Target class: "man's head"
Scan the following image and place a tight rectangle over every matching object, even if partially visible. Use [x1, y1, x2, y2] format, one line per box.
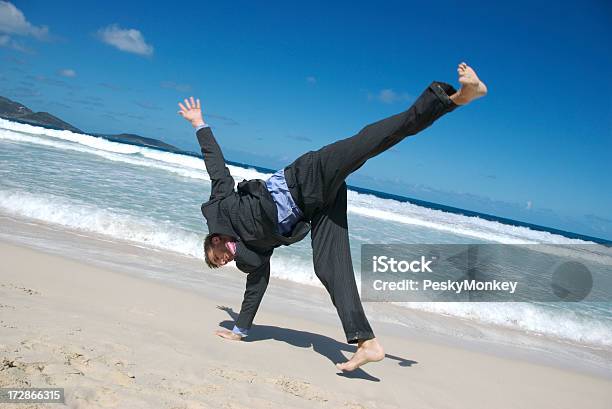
[204, 233, 235, 268]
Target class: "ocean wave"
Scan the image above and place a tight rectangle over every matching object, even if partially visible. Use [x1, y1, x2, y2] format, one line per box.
[347, 190, 590, 245]
[399, 302, 612, 348]
[0, 189, 203, 259]
[0, 119, 591, 246]
[0, 120, 271, 184]
[0, 187, 319, 284]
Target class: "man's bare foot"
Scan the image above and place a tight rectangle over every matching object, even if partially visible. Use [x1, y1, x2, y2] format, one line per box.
[450, 62, 487, 105]
[336, 338, 385, 372]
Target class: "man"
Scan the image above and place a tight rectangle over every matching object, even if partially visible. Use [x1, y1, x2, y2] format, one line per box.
[178, 63, 487, 372]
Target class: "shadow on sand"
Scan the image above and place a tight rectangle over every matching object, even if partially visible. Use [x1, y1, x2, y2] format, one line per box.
[217, 306, 417, 382]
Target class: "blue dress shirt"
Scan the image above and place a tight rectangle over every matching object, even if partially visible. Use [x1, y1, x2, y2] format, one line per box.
[265, 169, 304, 236]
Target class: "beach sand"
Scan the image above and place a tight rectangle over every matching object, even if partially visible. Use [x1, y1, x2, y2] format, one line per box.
[1, 219, 611, 408]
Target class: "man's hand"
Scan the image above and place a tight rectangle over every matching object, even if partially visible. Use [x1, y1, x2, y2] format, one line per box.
[215, 329, 243, 341]
[178, 96, 205, 129]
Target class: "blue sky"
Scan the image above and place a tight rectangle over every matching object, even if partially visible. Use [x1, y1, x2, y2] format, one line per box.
[1, 0, 611, 239]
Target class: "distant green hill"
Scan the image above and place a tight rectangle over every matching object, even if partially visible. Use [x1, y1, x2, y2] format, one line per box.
[92, 133, 184, 153]
[0, 96, 33, 117]
[0, 96, 82, 133]
[0, 95, 181, 152]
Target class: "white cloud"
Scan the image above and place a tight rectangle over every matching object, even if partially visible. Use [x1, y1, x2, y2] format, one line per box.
[97, 24, 153, 57]
[368, 88, 412, 104]
[306, 76, 317, 85]
[59, 68, 76, 78]
[0, 1, 49, 39]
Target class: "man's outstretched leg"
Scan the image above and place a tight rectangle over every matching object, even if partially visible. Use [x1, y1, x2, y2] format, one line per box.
[310, 183, 384, 372]
[285, 63, 487, 218]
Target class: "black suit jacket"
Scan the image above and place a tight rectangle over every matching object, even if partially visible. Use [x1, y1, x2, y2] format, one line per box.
[196, 127, 310, 329]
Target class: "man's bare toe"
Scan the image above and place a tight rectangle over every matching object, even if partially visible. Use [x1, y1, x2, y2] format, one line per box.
[336, 339, 385, 372]
[336, 357, 367, 372]
[452, 63, 487, 105]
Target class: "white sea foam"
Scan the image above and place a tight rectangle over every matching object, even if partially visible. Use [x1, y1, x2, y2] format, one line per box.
[0, 189, 203, 259]
[347, 190, 590, 245]
[399, 302, 612, 348]
[0, 118, 141, 154]
[0, 128, 209, 181]
[0, 120, 271, 185]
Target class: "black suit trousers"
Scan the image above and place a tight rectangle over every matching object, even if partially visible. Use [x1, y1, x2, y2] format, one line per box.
[285, 82, 458, 343]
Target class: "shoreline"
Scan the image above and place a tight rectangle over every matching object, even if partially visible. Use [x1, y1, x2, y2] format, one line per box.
[1, 213, 611, 377]
[1, 216, 611, 408]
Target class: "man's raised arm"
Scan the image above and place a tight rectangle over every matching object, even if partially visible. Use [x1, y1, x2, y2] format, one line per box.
[178, 97, 235, 200]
